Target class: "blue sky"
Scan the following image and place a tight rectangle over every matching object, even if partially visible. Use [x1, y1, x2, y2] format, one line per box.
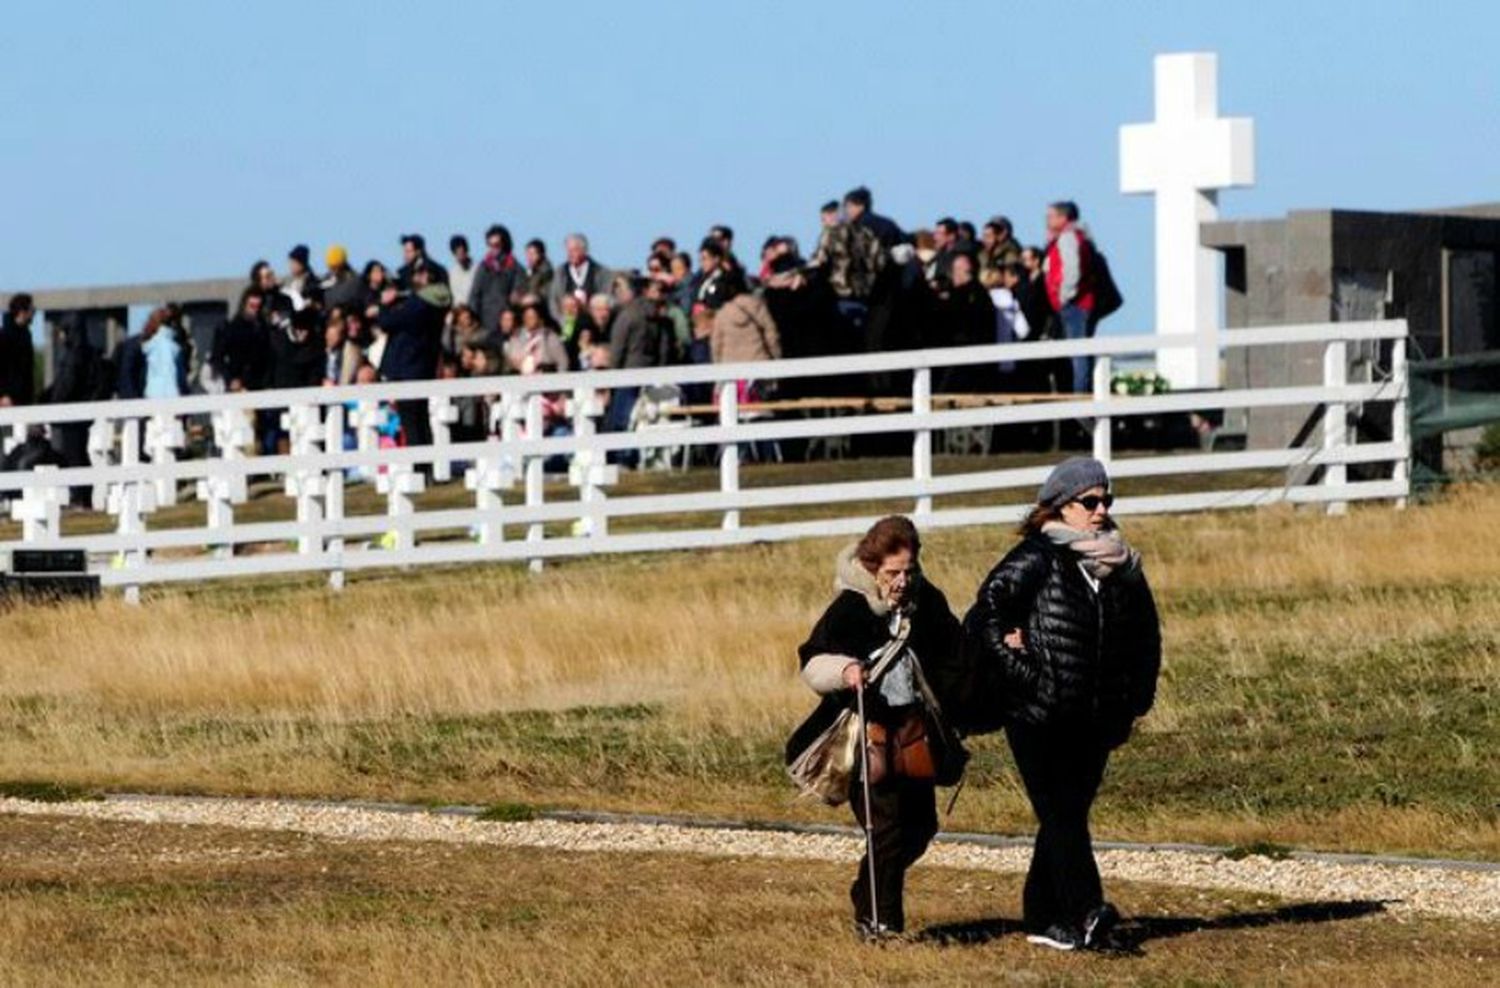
[3, 0, 1498, 336]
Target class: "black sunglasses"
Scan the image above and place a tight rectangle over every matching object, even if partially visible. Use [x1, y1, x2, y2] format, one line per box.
[1072, 493, 1114, 512]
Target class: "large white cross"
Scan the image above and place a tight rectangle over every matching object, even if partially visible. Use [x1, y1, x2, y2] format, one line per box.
[1120, 52, 1254, 390]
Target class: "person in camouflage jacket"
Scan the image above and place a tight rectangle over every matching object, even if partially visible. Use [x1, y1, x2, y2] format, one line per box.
[809, 220, 886, 302]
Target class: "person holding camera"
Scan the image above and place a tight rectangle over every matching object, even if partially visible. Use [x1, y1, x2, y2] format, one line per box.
[964, 457, 1161, 951]
[788, 516, 968, 941]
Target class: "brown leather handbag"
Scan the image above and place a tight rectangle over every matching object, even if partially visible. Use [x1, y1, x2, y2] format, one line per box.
[863, 713, 938, 783]
[891, 713, 937, 780]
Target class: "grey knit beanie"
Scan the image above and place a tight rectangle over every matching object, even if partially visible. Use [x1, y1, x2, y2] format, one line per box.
[1037, 456, 1110, 507]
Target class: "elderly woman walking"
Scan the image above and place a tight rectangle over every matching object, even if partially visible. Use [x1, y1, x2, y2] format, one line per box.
[786, 516, 967, 941]
[965, 457, 1161, 951]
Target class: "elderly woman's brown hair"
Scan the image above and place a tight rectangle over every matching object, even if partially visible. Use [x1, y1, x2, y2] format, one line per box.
[855, 515, 921, 572]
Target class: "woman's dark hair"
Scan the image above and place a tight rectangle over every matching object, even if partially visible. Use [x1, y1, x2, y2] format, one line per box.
[248, 259, 272, 284]
[8, 293, 34, 317]
[485, 224, 513, 254]
[1018, 503, 1061, 535]
[362, 260, 387, 284]
[519, 299, 548, 323]
[525, 237, 546, 256]
[855, 515, 920, 572]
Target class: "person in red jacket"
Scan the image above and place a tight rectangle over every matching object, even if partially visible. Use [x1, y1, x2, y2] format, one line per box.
[1043, 201, 1096, 395]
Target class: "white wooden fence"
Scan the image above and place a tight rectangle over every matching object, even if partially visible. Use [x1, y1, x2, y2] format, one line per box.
[0, 321, 1410, 599]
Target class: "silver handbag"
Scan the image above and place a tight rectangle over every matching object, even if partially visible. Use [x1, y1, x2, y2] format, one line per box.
[785, 619, 911, 806]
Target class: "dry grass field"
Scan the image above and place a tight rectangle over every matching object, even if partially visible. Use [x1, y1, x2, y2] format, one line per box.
[1, 813, 1495, 986]
[2, 476, 1497, 859]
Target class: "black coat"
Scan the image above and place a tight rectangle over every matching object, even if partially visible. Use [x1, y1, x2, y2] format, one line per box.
[859, 211, 908, 249]
[321, 270, 366, 315]
[267, 327, 324, 390]
[211, 316, 270, 391]
[397, 257, 448, 290]
[378, 294, 445, 382]
[785, 558, 965, 765]
[930, 282, 999, 393]
[0, 316, 36, 405]
[963, 531, 1161, 744]
[114, 335, 146, 399]
[48, 331, 104, 404]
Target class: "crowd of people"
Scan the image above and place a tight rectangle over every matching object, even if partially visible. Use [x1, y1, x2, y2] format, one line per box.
[1, 188, 1118, 469]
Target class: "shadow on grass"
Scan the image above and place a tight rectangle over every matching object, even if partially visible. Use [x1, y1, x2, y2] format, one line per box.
[917, 899, 1391, 953]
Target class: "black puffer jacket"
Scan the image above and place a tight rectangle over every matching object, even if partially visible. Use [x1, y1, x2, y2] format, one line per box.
[963, 531, 1160, 744]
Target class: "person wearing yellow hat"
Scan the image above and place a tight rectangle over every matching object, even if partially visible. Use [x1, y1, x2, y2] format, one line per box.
[320, 244, 363, 313]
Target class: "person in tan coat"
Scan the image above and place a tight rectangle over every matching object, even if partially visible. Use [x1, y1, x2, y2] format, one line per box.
[710, 291, 782, 364]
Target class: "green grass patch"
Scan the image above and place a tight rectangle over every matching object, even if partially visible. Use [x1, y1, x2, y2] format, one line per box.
[476, 801, 538, 823]
[0, 779, 101, 803]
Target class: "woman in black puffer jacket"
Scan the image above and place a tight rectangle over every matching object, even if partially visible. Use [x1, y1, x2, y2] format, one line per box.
[964, 456, 1161, 952]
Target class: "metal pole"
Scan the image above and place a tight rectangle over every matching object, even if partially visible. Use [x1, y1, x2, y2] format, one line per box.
[854, 676, 879, 932]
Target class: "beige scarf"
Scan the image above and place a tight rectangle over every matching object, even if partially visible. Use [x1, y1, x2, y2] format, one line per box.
[1041, 521, 1140, 580]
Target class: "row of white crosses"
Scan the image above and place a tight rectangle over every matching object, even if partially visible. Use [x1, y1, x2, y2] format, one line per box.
[270, 387, 619, 575]
[7, 385, 621, 588]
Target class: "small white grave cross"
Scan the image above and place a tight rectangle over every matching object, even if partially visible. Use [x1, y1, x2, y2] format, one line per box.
[10, 469, 64, 541]
[1120, 52, 1254, 390]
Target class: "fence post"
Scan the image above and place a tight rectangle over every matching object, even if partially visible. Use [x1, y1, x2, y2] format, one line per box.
[1092, 356, 1113, 467]
[376, 462, 424, 554]
[466, 396, 519, 548]
[352, 399, 383, 486]
[198, 408, 251, 559]
[1323, 338, 1349, 516]
[324, 402, 346, 590]
[525, 393, 545, 572]
[465, 447, 514, 547]
[283, 403, 324, 555]
[144, 412, 185, 507]
[86, 417, 115, 511]
[568, 386, 616, 538]
[428, 396, 457, 483]
[108, 419, 155, 605]
[1390, 336, 1409, 510]
[718, 381, 740, 531]
[912, 367, 933, 517]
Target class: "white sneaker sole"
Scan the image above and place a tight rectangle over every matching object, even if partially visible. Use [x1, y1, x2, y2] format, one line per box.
[1026, 934, 1078, 951]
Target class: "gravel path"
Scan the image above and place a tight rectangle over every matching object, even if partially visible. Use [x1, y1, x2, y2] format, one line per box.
[4, 794, 1498, 923]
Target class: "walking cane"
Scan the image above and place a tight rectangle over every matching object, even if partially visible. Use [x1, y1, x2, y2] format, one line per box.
[854, 673, 880, 933]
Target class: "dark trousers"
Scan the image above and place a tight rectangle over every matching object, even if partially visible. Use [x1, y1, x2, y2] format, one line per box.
[1005, 722, 1111, 933]
[395, 399, 433, 478]
[255, 408, 283, 457]
[848, 773, 937, 932]
[604, 386, 639, 469]
[396, 399, 432, 448]
[54, 422, 91, 507]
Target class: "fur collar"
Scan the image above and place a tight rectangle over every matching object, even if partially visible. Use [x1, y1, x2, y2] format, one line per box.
[835, 543, 920, 618]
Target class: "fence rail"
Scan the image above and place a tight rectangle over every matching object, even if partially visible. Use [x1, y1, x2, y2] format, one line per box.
[1, 321, 1411, 598]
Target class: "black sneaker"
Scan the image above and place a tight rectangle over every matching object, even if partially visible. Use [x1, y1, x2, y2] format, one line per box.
[1026, 924, 1083, 951]
[1082, 902, 1121, 950]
